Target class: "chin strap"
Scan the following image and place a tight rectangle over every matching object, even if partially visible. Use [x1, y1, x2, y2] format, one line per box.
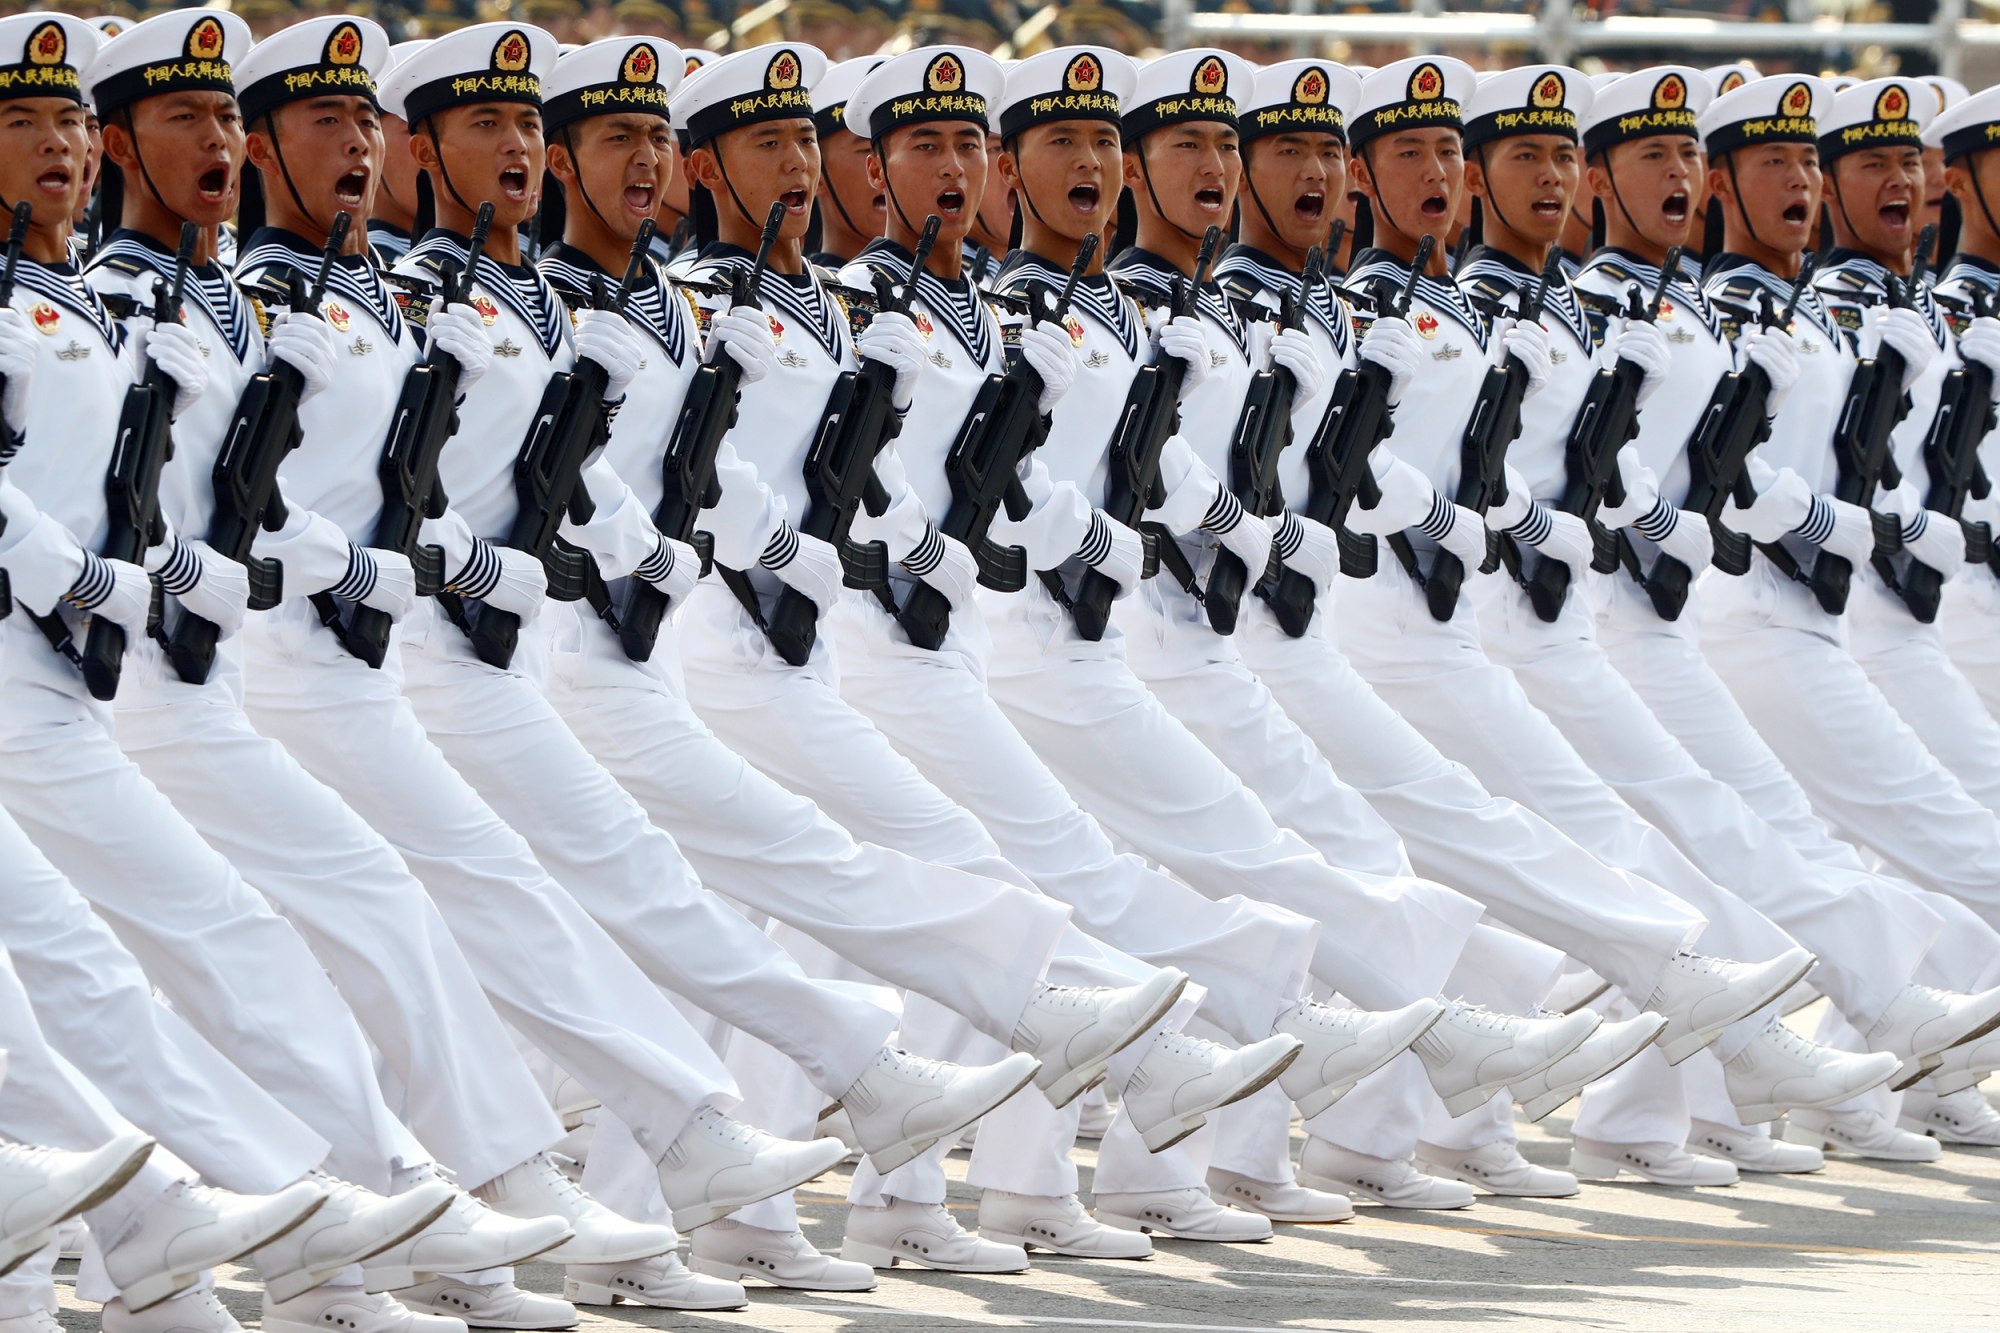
[260, 114, 335, 240]
[1134, 138, 1210, 246]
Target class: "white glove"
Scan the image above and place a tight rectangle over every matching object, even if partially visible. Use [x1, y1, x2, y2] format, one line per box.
[1866, 304, 1939, 391]
[855, 310, 926, 411]
[1654, 508, 1714, 573]
[149, 535, 249, 638]
[1153, 312, 1211, 400]
[1500, 319, 1552, 397]
[903, 527, 979, 612]
[1958, 316, 2000, 403]
[481, 545, 549, 623]
[1484, 463, 1541, 532]
[1594, 447, 1663, 531]
[1079, 512, 1145, 598]
[1019, 320, 1078, 414]
[1521, 508, 1595, 576]
[1435, 502, 1492, 568]
[1205, 487, 1273, 577]
[134, 319, 208, 419]
[66, 555, 152, 642]
[634, 533, 701, 606]
[267, 310, 337, 403]
[709, 306, 777, 384]
[1268, 326, 1328, 406]
[1344, 449, 1441, 536]
[1818, 496, 1879, 570]
[765, 528, 845, 613]
[574, 308, 642, 403]
[1722, 466, 1813, 543]
[1269, 510, 1341, 595]
[1737, 326, 1800, 416]
[0, 307, 37, 434]
[1606, 317, 1671, 406]
[330, 545, 418, 621]
[427, 302, 493, 392]
[1881, 481, 1968, 580]
[1358, 315, 1421, 406]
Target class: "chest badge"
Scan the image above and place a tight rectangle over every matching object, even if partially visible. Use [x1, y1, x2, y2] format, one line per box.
[29, 302, 57, 334]
[472, 295, 501, 326]
[1433, 343, 1462, 361]
[912, 310, 935, 340]
[1065, 315, 1085, 348]
[928, 348, 951, 369]
[1668, 326, 1694, 344]
[1085, 349, 1110, 368]
[494, 338, 522, 357]
[1657, 300, 1676, 321]
[779, 349, 808, 368]
[349, 337, 373, 356]
[1415, 311, 1440, 339]
[767, 314, 785, 344]
[322, 300, 352, 332]
[56, 340, 88, 361]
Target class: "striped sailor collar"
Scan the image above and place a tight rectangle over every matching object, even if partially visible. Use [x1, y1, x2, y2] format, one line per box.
[1578, 244, 1720, 338]
[688, 239, 846, 359]
[537, 240, 686, 365]
[850, 236, 995, 367]
[1454, 242, 1588, 349]
[1107, 245, 1249, 354]
[407, 227, 566, 358]
[14, 253, 122, 351]
[1346, 244, 1486, 345]
[995, 248, 1141, 359]
[1212, 242, 1350, 352]
[90, 227, 253, 361]
[1702, 251, 1841, 343]
[1813, 247, 1948, 345]
[238, 225, 404, 338]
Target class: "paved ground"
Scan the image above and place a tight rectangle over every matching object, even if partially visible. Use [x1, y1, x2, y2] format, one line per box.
[54, 1083, 2000, 1333]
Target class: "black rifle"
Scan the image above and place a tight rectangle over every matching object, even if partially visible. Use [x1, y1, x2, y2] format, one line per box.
[1642, 253, 1821, 620]
[896, 233, 1097, 652]
[0, 202, 30, 624]
[444, 218, 656, 670]
[165, 212, 351, 685]
[1264, 234, 1433, 636]
[1809, 224, 1936, 614]
[51, 222, 196, 700]
[762, 213, 941, 667]
[1422, 246, 1562, 621]
[1203, 243, 1327, 635]
[1069, 225, 1222, 641]
[1901, 286, 1997, 622]
[330, 202, 494, 668]
[1519, 247, 1679, 622]
[617, 202, 786, 663]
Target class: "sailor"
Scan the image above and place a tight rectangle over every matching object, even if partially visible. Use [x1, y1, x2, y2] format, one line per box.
[804, 53, 883, 267]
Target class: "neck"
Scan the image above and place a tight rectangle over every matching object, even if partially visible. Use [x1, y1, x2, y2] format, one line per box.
[561, 187, 638, 277]
[374, 189, 415, 233]
[436, 200, 518, 263]
[1374, 219, 1448, 274]
[655, 202, 685, 239]
[265, 202, 370, 255]
[1132, 214, 1203, 275]
[1723, 222, 1801, 279]
[1959, 218, 2000, 266]
[1601, 217, 1673, 267]
[970, 216, 1007, 253]
[120, 205, 218, 266]
[1016, 218, 1104, 275]
[23, 217, 70, 264]
[884, 219, 960, 279]
[1236, 196, 1312, 273]
[1479, 210, 1553, 271]
[716, 201, 802, 274]
[1830, 224, 1908, 274]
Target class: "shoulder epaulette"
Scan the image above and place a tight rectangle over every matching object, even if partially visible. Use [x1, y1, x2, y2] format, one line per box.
[91, 252, 149, 279]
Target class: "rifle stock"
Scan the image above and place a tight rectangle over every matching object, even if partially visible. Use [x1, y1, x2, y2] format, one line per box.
[1902, 288, 1997, 621]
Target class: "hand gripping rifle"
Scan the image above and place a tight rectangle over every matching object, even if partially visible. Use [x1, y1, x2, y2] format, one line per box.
[1202, 241, 1328, 635]
[616, 202, 785, 664]
[330, 201, 493, 669]
[1422, 245, 1561, 622]
[443, 218, 656, 670]
[762, 213, 941, 667]
[1901, 284, 1997, 622]
[1642, 252, 1820, 621]
[0, 202, 30, 624]
[165, 211, 350, 685]
[895, 233, 1096, 652]
[53, 222, 195, 700]
[1518, 247, 1679, 623]
[1068, 224, 1222, 642]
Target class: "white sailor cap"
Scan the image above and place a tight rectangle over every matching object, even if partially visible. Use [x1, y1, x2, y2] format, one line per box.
[1578, 66, 1705, 159]
[233, 16, 386, 125]
[543, 35, 680, 133]
[1348, 55, 1473, 152]
[810, 54, 881, 136]
[1122, 48, 1255, 140]
[1925, 83, 2000, 161]
[1827, 74, 1860, 95]
[667, 42, 824, 150]
[1236, 58, 1357, 145]
[378, 22, 554, 127]
[1347, 65, 1375, 79]
[1817, 76, 1932, 165]
[83, 8, 246, 118]
[1461, 64, 1587, 151]
[0, 13, 97, 108]
[991, 46, 1134, 142]
[1589, 72, 1621, 92]
[844, 46, 999, 144]
[84, 15, 128, 41]
[385, 40, 430, 78]
[1920, 74, 1969, 120]
[1704, 64, 1758, 98]
[679, 47, 714, 81]
[1698, 74, 1826, 158]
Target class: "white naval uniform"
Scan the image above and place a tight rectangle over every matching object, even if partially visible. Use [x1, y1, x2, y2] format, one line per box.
[0, 251, 423, 1192]
[85, 229, 563, 1191]
[1933, 256, 2000, 720]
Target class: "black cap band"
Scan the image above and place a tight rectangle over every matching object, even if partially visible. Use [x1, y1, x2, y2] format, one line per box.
[1462, 105, 1576, 152]
[1582, 108, 1696, 159]
[545, 79, 668, 133]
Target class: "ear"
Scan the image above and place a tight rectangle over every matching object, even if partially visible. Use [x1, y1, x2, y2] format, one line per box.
[1583, 158, 1610, 203]
[1122, 146, 1144, 191]
[408, 120, 440, 173]
[687, 143, 720, 191]
[1946, 161, 1974, 202]
[546, 137, 576, 187]
[1347, 144, 1377, 200]
[244, 127, 278, 175]
[1462, 153, 1488, 201]
[995, 145, 1020, 192]
[864, 146, 886, 194]
[1705, 161, 1731, 207]
[99, 116, 138, 172]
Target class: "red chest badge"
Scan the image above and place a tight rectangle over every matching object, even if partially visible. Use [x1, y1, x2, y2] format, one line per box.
[1064, 314, 1085, 348]
[29, 302, 57, 334]
[472, 295, 500, 326]
[1414, 311, 1439, 339]
[912, 310, 934, 340]
[322, 300, 352, 332]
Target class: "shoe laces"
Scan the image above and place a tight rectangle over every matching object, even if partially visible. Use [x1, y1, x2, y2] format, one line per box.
[1031, 982, 1107, 1012]
[1758, 1019, 1821, 1060]
[882, 1048, 952, 1084]
[1291, 1001, 1360, 1032]
[1152, 1030, 1228, 1060]
[1674, 951, 1727, 977]
[528, 1153, 591, 1208]
[1445, 1002, 1512, 1034]
[694, 1107, 766, 1150]
[0, 1142, 60, 1168]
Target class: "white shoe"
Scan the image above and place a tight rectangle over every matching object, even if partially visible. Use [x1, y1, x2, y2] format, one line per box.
[549, 1073, 599, 1133]
[656, 1108, 849, 1233]
[1121, 1031, 1300, 1152]
[1415, 1002, 1600, 1116]
[103, 1290, 243, 1333]
[268, 1288, 467, 1333]
[1685, 1120, 1823, 1173]
[842, 1199, 1029, 1272]
[106, 1180, 327, 1312]
[1864, 983, 2000, 1089]
[563, 1254, 747, 1310]
[362, 1180, 573, 1291]
[1570, 1139, 1738, 1186]
[1722, 1020, 1901, 1123]
[1645, 948, 1815, 1065]
[55, 1216, 87, 1260]
[1415, 1141, 1578, 1197]
[1785, 1108, 1942, 1162]
[478, 1153, 674, 1262]
[1900, 1087, 2000, 1146]
[1273, 998, 1442, 1118]
[977, 1191, 1152, 1258]
[840, 1047, 1040, 1173]
[689, 1219, 877, 1291]
[393, 1279, 576, 1330]
[1075, 1089, 1116, 1141]
[815, 1105, 864, 1163]
[0, 1132, 154, 1277]
[1297, 1139, 1474, 1209]
[1545, 968, 1610, 1015]
[1012, 971, 1188, 1108]
[255, 1175, 454, 1302]
[1929, 1029, 2000, 1096]
[1204, 1169, 1353, 1223]
[1094, 1188, 1271, 1242]
[1511, 1013, 1668, 1123]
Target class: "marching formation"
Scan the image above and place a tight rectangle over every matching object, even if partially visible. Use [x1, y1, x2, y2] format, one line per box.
[0, 9, 1993, 1330]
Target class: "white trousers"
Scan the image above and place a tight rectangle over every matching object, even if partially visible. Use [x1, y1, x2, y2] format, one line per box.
[1849, 577, 2000, 818]
[238, 602, 733, 1164]
[1940, 569, 2000, 722]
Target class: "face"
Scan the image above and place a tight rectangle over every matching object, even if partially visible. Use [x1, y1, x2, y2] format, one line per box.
[249, 95, 381, 227]
[1828, 146, 1922, 256]
[869, 119, 987, 245]
[104, 90, 245, 225]
[1709, 141, 1821, 255]
[1352, 126, 1463, 244]
[377, 112, 420, 215]
[972, 129, 1013, 244]
[688, 118, 820, 242]
[1244, 131, 1344, 253]
[1125, 120, 1239, 236]
[1589, 134, 1701, 250]
[1000, 117, 1121, 245]
[0, 97, 87, 230]
[819, 125, 883, 232]
[1946, 152, 2000, 241]
[414, 101, 544, 228]
[554, 111, 671, 241]
[1922, 144, 1947, 232]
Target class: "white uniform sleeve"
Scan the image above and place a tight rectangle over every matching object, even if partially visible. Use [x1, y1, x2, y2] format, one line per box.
[249, 483, 360, 598]
[846, 439, 934, 565]
[702, 436, 791, 572]
[0, 475, 85, 614]
[1148, 433, 1224, 535]
[566, 454, 670, 581]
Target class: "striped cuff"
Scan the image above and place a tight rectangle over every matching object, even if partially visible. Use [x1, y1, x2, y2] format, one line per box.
[1076, 511, 1114, 566]
[330, 544, 380, 602]
[1415, 490, 1457, 541]
[0, 425, 22, 469]
[446, 539, 502, 600]
[1631, 498, 1679, 542]
[1271, 511, 1305, 561]
[1792, 495, 1837, 546]
[901, 523, 946, 577]
[1200, 487, 1246, 535]
[1505, 501, 1554, 548]
[1901, 510, 1930, 544]
[759, 524, 801, 570]
[633, 534, 674, 585]
[155, 537, 202, 597]
[63, 552, 114, 609]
